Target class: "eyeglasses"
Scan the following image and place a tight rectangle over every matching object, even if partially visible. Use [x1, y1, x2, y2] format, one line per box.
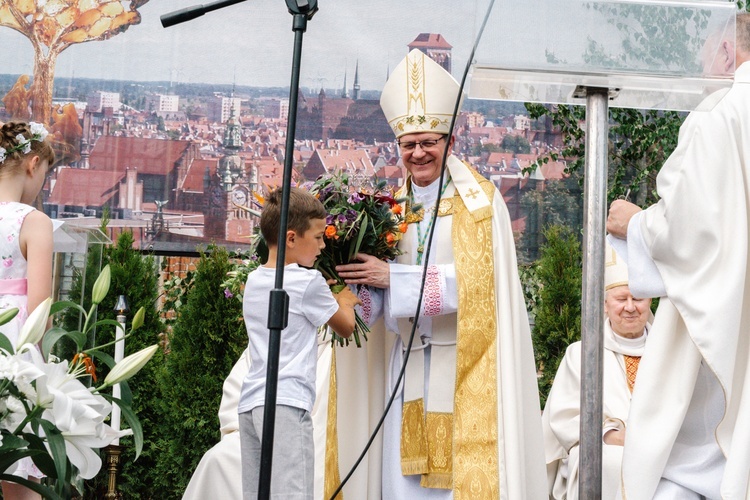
[397, 136, 445, 152]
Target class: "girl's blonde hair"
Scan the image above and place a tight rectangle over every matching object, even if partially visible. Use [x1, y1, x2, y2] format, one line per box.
[0, 121, 55, 174]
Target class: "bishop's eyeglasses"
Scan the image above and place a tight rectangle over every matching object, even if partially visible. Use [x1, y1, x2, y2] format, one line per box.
[397, 136, 446, 152]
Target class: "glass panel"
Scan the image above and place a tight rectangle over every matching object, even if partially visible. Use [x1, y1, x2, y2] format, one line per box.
[470, 0, 737, 110]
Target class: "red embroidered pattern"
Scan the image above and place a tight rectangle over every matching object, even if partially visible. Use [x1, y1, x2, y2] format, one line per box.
[359, 286, 372, 324]
[423, 266, 443, 316]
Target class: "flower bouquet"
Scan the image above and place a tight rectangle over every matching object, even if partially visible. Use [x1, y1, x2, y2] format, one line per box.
[0, 265, 158, 499]
[310, 174, 408, 347]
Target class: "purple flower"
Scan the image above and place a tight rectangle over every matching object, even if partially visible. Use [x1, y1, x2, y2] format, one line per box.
[345, 209, 358, 221]
[348, 192, 364, 204]
[337, 214, 348, 223]
[224, 288, 234, 299]
[326, 214, 335, 225]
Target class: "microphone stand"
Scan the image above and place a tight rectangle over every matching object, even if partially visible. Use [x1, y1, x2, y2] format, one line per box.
[160, 2, 318, 498]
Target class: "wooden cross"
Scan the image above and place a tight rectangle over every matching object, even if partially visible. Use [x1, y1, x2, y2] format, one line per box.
[466, 188, 480, 199]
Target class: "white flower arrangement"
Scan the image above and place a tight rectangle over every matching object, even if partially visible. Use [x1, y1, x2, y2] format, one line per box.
[0, 122, 49, 164]
[0, 266, 158, 499]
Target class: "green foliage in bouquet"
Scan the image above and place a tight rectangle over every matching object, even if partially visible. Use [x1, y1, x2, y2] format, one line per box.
[310, 174, 408, 347]
[532, 225, 582, 407]
[0, 264, 157, 499]
[153, 246, 246, 498]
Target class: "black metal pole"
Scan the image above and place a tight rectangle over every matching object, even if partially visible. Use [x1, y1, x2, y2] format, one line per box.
[159, 1, 317, 497]
[258, 2, 317, 499]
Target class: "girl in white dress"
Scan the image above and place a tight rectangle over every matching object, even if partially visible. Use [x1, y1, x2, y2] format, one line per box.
[0, 121, 55, 499]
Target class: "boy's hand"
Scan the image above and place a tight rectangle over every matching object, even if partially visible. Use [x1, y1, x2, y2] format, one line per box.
[333, 286, 362, 308]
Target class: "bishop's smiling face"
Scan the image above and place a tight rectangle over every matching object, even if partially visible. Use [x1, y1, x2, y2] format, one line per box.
[399, 133, 454, 187]
[605, 285, 651, 339]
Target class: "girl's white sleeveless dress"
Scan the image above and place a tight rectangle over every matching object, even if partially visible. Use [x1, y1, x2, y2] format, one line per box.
[0, 201, 45, 479]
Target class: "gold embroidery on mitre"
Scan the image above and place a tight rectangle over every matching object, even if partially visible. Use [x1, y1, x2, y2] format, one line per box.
[452, 193, 500, 498]
[401, 398, 429, 475]
[420, 412, 453, 489]
[324, 347, 342, 499]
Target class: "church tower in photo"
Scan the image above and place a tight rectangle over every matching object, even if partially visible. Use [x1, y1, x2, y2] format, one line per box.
[408, 33, 453, 74]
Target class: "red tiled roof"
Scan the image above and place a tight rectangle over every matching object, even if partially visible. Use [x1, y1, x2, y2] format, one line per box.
[89, 136, 191, 175]
[182, 159, 218, 192]
[375, 165, 404, 179]
[48, 168, 124, 206]
[409, 33, 452, 49]
[540, 161, 568, 180]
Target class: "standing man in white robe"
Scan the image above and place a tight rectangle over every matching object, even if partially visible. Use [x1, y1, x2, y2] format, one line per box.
[543, 243, 651, 499]
[607, 13, 750, 499]
[336, 49, 546, 499]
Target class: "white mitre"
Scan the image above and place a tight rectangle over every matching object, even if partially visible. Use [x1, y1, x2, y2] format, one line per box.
[605, 240, 628, 290]
[380, 49, 462, 139]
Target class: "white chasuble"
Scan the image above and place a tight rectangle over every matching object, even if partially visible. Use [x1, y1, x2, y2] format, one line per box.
[379, 157, 546, 499]
[618, 63, 750, 500]
[542, 321, 647, 500]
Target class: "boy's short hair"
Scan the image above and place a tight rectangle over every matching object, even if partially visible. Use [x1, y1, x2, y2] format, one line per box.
[260, 187, 327, 245]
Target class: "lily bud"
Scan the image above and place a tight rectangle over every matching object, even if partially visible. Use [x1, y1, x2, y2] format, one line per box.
[91, 265, 111, 305]
[130, 307, 145, 331]
[0, 307, 19, 327]
[102, 345, 158, 387]
[16, 298, 52, 349]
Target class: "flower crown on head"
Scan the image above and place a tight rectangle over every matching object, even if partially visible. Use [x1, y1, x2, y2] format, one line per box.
[0, 122, 49, 164]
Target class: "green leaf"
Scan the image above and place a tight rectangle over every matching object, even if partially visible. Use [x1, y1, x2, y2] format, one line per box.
[0, 331, 14, 354]
[91, 318, 127, 333]
[49, 300, 87, 318]
[0, 473, 62, 500]
[88, 349, 116, 370]
[41, 327, 73, 359]
[351, 213, 368, 259]
[24, 432, 57, 477]
[99, 394, 144, 459]
[39, 419, 68, 486]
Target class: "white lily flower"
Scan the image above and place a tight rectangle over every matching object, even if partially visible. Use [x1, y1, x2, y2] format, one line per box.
[32, 355, 123, 479]
[15, 297, 52, 350]
[102, 345, 158, 388]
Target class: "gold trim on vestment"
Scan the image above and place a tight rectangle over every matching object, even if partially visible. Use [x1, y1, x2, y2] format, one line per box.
[324, 347, 343, 499]
[452, 186, 500, 499]
[401, 398, 429, 475]
[421, 411, 453, 489]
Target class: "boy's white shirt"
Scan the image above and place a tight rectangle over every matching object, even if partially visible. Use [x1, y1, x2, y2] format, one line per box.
[238, 264, 339, 414]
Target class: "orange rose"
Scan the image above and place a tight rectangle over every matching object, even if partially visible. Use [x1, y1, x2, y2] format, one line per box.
[325, 225, 337, 239]
[399, 222, 408, 233]
[386, 233, 396, 246]
[392, 204, 402, 215]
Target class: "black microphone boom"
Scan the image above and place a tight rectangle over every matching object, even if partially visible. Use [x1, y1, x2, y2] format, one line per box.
[162, 1, 318, 499]
[160, 0, 247, 28]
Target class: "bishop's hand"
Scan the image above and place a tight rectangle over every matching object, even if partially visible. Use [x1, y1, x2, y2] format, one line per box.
[336, 253, 390, 288]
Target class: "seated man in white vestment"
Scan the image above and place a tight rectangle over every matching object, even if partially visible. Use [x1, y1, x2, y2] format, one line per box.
[607, 13, 750, 499]
[542, 243, 651, 500]
[182, 350, 248, 500]
[336, 49, 546, 499]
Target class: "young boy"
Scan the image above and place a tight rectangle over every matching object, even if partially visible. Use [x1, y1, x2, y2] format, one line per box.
[238, 187, 360, 499]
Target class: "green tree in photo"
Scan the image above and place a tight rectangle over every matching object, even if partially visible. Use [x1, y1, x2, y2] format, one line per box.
[153, 247, 247, 498]
[533, 225, 582, 407]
